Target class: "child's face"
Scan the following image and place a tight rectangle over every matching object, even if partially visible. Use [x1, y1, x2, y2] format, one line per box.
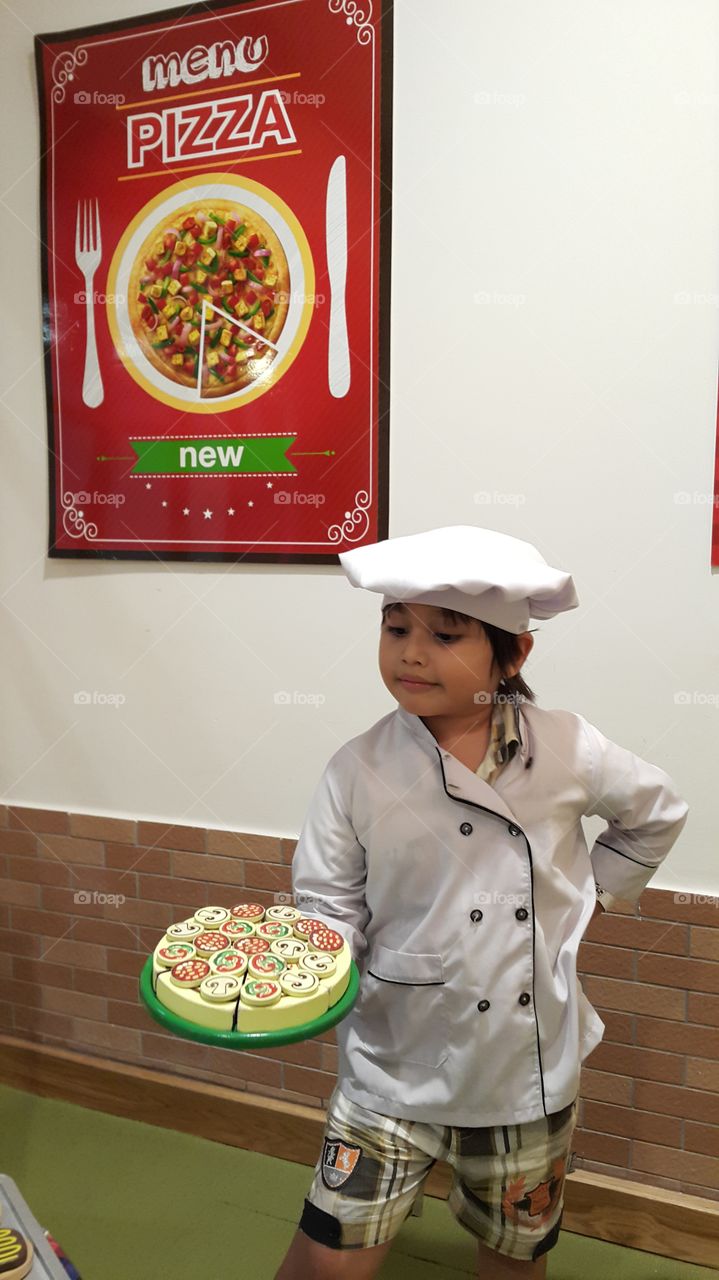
[379, 602, 513, 718]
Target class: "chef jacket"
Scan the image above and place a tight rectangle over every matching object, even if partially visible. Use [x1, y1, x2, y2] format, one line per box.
[291, 700, 689, 1126]
[479, 697, 616, 911]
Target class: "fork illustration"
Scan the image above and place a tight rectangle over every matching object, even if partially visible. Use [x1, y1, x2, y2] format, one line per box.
[75, 198, 104, 408]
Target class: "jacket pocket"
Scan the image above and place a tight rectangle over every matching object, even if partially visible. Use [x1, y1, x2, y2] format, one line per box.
[355, 944, 449, 1069]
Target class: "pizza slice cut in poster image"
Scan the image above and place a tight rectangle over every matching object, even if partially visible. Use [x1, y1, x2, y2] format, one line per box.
[36, 0, 392, 562]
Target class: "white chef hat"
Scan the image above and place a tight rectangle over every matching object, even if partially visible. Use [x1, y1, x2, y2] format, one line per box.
[339, 525, 579, 635]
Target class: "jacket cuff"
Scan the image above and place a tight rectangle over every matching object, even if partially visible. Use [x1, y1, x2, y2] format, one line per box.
[590, 840, 657, 906]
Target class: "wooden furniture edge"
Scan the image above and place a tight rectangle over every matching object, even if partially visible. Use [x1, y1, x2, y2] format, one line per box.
[0, 1035, 716, 1267]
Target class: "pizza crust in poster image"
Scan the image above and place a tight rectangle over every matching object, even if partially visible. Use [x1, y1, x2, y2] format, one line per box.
[106, 174, 315, 414]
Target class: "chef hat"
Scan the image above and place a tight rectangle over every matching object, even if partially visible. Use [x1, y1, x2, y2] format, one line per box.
[338, 525, 579, 635]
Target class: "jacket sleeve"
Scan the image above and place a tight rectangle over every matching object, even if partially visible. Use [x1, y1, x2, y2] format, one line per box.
[579, 717, 689, 906]
[291, 749, 370, 967]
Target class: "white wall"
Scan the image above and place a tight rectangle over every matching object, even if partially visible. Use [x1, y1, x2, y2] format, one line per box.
[1, 1, 717, 897]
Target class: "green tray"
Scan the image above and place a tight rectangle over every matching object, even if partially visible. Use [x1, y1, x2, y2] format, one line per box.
[139, 955, 360, 1050]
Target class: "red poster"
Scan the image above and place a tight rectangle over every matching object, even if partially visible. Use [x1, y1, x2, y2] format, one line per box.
[36, 0, 392, 562]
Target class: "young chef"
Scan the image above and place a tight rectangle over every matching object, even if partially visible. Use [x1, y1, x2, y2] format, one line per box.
[274, 525, 689, 1280]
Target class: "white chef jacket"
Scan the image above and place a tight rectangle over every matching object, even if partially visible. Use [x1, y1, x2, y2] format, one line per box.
[291, 700, 689, 1126]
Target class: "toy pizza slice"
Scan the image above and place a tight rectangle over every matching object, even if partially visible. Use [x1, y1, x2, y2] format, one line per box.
[0, 1227, 33, 1280]
[150, 904, 353, 1036]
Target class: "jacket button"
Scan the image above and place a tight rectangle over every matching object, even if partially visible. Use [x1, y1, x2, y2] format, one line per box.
[477, 999, 491, 1012]
[470, 909, 483, 923]
[518, 992, 531, 1006]
[508, 824, 521, 837]
[460, 822, 473, 836]
[515, 907, 529, 921]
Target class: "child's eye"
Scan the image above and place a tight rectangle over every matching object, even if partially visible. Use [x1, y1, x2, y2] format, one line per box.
[384, 626, 458, 644]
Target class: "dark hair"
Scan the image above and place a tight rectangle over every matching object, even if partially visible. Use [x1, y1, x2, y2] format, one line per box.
[381, 603, 536, 705]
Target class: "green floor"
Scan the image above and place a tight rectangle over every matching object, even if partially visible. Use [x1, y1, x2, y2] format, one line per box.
[0, 1083, 716, 1279]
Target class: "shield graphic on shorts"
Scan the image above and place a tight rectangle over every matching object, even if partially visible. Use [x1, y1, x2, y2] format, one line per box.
[321, 1137, 362, 1189]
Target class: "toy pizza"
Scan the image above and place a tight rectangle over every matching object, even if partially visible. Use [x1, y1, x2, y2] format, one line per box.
[128, 200, 290, 397]
[151, 904, 351, 1033]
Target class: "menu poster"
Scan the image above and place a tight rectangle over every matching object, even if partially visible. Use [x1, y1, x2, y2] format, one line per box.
[36, 0, 392, 563]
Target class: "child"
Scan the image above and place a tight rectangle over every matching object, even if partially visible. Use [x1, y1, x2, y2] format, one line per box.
[274, 525, 689, 1280]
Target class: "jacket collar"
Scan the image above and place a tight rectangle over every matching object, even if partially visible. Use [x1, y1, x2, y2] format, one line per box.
[394, 699, 532, 827]
[395, 698, 532, 767]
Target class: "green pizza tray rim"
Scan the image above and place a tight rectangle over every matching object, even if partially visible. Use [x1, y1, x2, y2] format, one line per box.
[139, 954, 360, 1049]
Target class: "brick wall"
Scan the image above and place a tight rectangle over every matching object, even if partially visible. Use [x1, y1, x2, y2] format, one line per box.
[0, 804, 716, 1201]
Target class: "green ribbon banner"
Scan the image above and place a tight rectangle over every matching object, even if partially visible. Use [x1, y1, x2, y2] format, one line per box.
[130, 436, 297, 475]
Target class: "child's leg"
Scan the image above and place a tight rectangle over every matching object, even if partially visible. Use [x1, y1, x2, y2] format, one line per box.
[448, 1098, 578, 1272]
[276, 1086, 444, 1273]
[274, 1228, 394, 1280]
[476, 1238, 547, 1277]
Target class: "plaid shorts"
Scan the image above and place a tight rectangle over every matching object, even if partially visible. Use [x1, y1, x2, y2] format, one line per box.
[299, 1085, 578, 1262]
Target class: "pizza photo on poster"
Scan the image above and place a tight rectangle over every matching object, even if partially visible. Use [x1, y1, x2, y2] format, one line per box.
[35, 0, 392, 562]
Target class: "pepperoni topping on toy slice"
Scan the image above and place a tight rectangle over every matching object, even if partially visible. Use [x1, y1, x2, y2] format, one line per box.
[170, 958, 211, 987]
[230, 903, 265, 920]
[308, 926, 344, 954]
[235, 936, 270, 956]
[194, 931, 229, 955]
